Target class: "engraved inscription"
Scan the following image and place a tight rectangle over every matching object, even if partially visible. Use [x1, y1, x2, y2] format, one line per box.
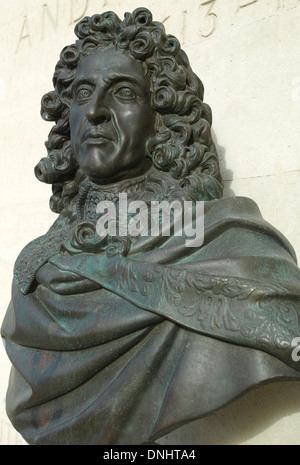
[15, 0, 90, 53]
[13, 0, 300, 52]
[15, 16, 30, 53]
[238, 0, 258, 9]
[162, 15, 171, 24]
[181, 10, 188, 45]
[69, 0, 89, 25]
[199, 0, 218, 38]
[41, 1, 59, 39]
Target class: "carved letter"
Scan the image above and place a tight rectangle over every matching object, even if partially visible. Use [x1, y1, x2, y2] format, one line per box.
[199, 0, 217, 38]
[15, 16, 30, 54]
[238, 0, 258, 9]
[182, 10, 188, 45]
[162, 15, 171, 24]
[69, 0, 89, 25]
[41, 2, 59, 39]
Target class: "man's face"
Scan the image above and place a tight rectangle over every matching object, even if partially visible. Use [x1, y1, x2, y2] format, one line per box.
[69, 46, 156, 184]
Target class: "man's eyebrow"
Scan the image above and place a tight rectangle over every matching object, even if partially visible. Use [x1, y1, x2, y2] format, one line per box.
[71, 78, 94, 91]
[71, 72, 147, 93]
[103, 73, 146, 88]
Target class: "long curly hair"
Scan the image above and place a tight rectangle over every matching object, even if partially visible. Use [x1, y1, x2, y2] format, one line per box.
[35, 7, 223, 213]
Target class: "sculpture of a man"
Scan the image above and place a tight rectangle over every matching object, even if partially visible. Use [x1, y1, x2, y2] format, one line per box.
[2, 8, 300, 445]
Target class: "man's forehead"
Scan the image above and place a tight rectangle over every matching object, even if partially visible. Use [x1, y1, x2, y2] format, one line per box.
[75, 47, 147, 84]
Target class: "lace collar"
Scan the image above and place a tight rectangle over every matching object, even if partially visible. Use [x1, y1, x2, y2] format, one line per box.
[76, 175, 147, 222]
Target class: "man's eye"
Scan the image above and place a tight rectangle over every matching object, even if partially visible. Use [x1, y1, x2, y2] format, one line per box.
[114, 86, 136, 100]
[75, 86, 93, 102]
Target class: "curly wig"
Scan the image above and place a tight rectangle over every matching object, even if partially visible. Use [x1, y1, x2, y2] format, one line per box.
[36, 7, 223, 213]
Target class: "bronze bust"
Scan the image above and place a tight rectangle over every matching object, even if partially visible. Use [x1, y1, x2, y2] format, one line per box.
[2, 8, 300, 445]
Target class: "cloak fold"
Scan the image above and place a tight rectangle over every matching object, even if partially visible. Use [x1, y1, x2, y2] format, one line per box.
[2, 196, 300, 444]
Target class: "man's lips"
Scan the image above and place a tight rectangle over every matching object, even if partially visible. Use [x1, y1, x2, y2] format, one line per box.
[83, 129, 113, 142]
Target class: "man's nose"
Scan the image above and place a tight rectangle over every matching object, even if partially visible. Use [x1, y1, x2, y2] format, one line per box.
[86, 93, 110, 124]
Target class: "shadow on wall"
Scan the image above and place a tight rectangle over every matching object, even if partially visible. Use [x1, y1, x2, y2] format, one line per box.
[157, 380, 300, 445]
[212, 129, 235, 199]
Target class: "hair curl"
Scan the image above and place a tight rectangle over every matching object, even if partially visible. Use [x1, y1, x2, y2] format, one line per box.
[36, 7, 223, 213]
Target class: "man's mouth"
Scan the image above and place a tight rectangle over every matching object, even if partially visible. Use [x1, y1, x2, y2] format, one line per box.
[83, 128, 113, 142]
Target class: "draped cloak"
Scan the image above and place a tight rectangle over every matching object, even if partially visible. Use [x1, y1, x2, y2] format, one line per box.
[2, 177, 300, 445]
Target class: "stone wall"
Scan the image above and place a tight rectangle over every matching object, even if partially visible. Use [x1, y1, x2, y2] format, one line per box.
[0, 0, 299, 445]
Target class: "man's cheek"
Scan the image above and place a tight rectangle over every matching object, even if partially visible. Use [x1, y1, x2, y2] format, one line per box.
[70, 135, 80, 159]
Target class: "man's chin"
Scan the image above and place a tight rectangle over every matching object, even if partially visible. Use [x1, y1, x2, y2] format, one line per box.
[86, 173, 119, 185]
[79, 160, 119, 185]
